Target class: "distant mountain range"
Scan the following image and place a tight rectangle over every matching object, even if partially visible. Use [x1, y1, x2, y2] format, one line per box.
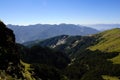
[7, 24, 99, 43]
[86, 24, 120, 31]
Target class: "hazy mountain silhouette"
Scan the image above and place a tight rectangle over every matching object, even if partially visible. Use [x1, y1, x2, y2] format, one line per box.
[86, 24, 120, 31]
[7, 24, 99, 43]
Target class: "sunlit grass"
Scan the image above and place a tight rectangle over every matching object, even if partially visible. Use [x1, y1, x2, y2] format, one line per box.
[110, 53, 120, 64]
[102, 75, 120, 80]
[89, 28, 120, 52]
[20, 60, 35, 80]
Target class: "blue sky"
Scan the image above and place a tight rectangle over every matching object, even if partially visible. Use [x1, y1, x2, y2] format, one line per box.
[0, 0, 120, 25]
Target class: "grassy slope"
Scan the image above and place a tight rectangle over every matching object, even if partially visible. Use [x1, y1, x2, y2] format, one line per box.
[110, 54, 120, 64]
[102, 75, 120, 80]
[89, 28, 120, 52]
[88, 28, 120, 64]
[88, 28, 120, 80]
[89, 28, 120, 63]
[20, 60, 35, 80]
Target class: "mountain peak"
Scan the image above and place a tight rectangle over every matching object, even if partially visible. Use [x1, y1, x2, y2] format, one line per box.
[0, 21, 7, 28]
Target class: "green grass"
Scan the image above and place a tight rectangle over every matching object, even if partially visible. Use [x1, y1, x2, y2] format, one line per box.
[102, 75, 120, 80]
[0, 70, 17, 80]
[110, 53, 120, 64]
[89, 28, 120, 52]
[20, 60, 35, 80]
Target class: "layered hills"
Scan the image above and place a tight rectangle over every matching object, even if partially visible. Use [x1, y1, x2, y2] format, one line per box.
[7, 24, 99, 43]
[25, 28, 120, 55]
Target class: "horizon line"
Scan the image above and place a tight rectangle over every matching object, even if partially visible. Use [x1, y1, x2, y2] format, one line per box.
[6, 23, 120, 26]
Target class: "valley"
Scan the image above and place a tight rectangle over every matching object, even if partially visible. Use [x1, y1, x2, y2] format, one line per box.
[0, 21, 120, 80]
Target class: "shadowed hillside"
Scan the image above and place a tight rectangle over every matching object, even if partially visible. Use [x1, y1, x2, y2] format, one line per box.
[0, 21, 22, 79]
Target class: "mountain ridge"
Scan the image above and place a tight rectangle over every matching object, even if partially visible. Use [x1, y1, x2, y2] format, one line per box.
[7, 24, 99, 43]
[24, 28, 120, 58]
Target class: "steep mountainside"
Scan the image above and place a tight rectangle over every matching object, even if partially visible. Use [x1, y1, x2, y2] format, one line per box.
[24, 35, 96, 58]
[0, 21, 22, 79]
[8, 24, 99, 43]
[25, 28, 120, 58]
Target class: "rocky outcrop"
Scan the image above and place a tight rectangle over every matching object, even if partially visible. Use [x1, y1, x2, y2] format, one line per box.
[0, 21, 22, 79]
[0, 21, 15, 46]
